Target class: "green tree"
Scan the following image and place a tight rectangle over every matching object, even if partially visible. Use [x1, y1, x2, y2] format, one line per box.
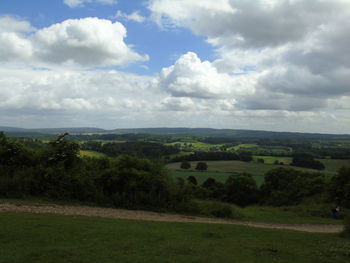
[224, 173, 259, 207]
[187, 176, 197, 185]
[329, 166, 350, 208]
[195, 162, 208, 171]
[180, 161, 191, 169]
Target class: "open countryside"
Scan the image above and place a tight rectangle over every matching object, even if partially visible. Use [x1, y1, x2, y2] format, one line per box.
[2, 0, 350, 262]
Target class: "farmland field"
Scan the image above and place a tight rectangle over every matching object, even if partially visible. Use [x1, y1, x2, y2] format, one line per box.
[167, 158, 350, 186]
[170, 170, 264, 187]
[0, 212, 349, 263]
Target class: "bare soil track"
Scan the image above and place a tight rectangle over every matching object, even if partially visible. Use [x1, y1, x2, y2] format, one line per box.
[0, 203, 343, 233]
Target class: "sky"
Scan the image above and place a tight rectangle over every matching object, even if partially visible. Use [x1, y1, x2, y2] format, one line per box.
[0, 0, 350, 133]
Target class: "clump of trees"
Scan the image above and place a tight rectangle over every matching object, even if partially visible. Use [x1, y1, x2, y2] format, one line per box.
[260, 168, 326, 206]
[180, 161, 191, 169]
[328, 166, 350, 208]
[195, 162, 208, 171]
[291, 153, 325, 170]
[0, 133, 188, 211]
[82, 141, 179, 159]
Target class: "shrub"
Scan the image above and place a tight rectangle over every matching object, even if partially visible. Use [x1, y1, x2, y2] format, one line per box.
[180, 161, 191, 169]
[341, 217, 350, 238]
[190, 200, 244, 220]
[195, 162, 208, 171]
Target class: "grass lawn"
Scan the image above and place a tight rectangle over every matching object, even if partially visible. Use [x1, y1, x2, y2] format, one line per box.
[237, 205, 347, 225]
[0, 212, 349, 263]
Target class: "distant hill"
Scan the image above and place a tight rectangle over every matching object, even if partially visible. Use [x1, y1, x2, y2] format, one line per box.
[1, 126, 350, 140]
[0, 126, 106, 136]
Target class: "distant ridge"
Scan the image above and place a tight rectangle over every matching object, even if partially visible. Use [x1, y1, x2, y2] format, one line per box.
[0, 126, 106, 135]
[1, 126, 350, 139]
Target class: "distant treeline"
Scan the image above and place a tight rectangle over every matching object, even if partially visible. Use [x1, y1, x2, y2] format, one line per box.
[81, 141, 179, 159]
[171, 151, 253, 162]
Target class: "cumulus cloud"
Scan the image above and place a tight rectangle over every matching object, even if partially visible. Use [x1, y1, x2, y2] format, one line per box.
[149, 0, 350, 114]
[0, 15, 35, 33]
[157, 52, 255, 99]
[0, 67, 153, 112]
[0, 16, 34, 62]
[33, 17, 148, 66]
[64, 0, 117, 8]
[0, 17, 148, 67]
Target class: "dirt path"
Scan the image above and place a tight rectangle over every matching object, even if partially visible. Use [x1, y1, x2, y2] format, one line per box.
[0, 203, 344, 233]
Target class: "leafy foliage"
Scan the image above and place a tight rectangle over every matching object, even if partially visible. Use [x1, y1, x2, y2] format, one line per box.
[224, 173, 259, 207]
[291, 153, 325, 170]
[261, 168, 326, 206]
[180, 161, 191, 169]
[329, 166, 350, 208]
[195, 162, 208, 171]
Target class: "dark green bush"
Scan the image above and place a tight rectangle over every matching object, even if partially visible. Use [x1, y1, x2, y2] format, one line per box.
[341, 217, 350, 238]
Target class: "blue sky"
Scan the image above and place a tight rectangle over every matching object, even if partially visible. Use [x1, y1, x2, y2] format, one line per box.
[0, 0, 350, 133]
[1, 0, 214, 74]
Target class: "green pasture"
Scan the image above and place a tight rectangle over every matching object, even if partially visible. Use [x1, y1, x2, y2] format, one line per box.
[0, 212, 349, 263]
[167, 158, 350, 187]
[166, 141, 225, 151]
[316, 159, 350, 173]
[253, 155, 293, 164]
[170, 170, 231, 184]
[170, 170, 264, 187]
[228, 143, 258, 151]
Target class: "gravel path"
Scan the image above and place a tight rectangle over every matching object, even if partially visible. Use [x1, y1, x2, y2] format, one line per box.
[0, 203, 344, 233]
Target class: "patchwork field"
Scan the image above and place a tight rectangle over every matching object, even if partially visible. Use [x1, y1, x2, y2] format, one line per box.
[0, 212, 349, 263]
[167, 158, 350, 186]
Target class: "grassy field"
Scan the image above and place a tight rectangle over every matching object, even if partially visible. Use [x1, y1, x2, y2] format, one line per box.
[167, 159, 349, 184]
[236, 204, 347, 224]
[170, 170, 264, 187]
[253, 155, 293, 164]
[0, 212, 349, 263]
[166, 141, 225, 151]
[229, 143, 258, 151]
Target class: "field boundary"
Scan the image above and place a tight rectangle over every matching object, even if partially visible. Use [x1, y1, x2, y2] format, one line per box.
[0, 203, 343, 233]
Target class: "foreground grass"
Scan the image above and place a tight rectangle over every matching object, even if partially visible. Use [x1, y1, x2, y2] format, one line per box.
[0, 212, 349, 263]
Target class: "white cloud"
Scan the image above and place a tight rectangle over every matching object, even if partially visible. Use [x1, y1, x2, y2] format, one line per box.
[33, 17, 148, 66]
[0, 15, 35, 33]
[157, 52, 255, 99]
[64, 0, 117, 8]
[114, 10, 146, 23]
[0, 32, 33, 61]
[0, 17, 148, 67]
[149, 0, 350, 114]
[0, 67, 154, 112]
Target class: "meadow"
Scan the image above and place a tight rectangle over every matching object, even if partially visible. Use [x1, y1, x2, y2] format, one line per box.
[0, 212, 349, 263]
[167, 158, 350, 187]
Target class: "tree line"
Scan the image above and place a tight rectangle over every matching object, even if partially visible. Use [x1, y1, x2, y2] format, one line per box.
[0, 132, 349, 216]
